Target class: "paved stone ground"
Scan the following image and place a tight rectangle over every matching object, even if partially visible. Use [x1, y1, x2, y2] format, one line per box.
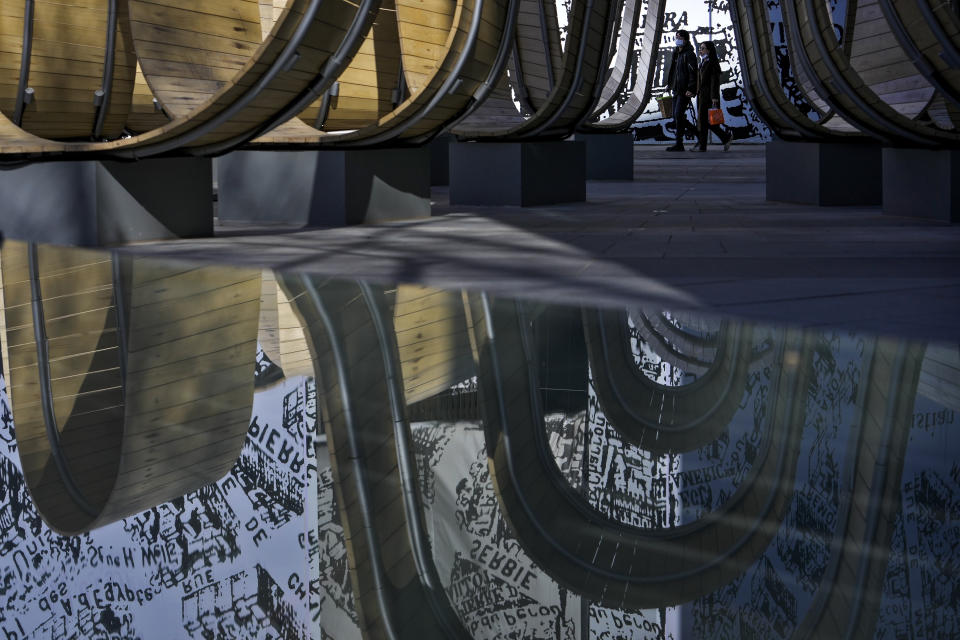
[125, 145, 960, 342]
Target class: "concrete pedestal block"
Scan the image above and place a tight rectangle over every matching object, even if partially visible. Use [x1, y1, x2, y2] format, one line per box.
[883, 148, 959, 223]
[430, 134, 453, 186]
[449, 140, 586, 206]
[575, 132, 634, 180]
[0, 158, 212, 246]
[766, 140, 881, 205]
[217, 148, 430, 227]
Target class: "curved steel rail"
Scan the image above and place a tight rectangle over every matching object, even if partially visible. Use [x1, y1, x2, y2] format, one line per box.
[26, 243, 99, 518]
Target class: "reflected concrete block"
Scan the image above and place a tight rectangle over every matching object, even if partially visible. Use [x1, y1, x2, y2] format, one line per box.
[0, 158, 213, 246]
[430, 134, 453, 186]
[217, 148, 431, 227]
[575, 132, 634, 180]
[449, 141, 586, 206]
[882, 148, 959, 223]
[766, 140, 881, 206]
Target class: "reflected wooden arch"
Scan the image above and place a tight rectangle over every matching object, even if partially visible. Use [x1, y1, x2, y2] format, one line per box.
[788, 338, 926, 640]
[584, 308, 756, 453]
[465, 292, 812, 609]
[0, 242, 260, 534]
[278, 274, 471, 640]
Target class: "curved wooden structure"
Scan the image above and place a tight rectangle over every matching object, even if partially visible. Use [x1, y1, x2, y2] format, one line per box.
[0, 0, 377, 160]
[793, 0, 958, 146]
[454, 0, 620, 139]
[733, 0, 960, 147]
[1, 0, 959, 159]
[0, 241, 260, 534]
[465, 292, 812, 609]
[729, 0, 860, 140]
[0, 0, 138, 140]
[878, 0, 960, 114]
[583, 0, 666, 131]
[249, 0, 516, 148]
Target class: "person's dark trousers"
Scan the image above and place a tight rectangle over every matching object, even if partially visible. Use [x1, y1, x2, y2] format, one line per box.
[696, 101, 731, 150]
[672, 94, 692, 148]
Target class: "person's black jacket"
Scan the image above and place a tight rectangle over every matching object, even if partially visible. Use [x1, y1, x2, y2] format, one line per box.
[698, 57, 722, 104]
[667, 43, 698, 96]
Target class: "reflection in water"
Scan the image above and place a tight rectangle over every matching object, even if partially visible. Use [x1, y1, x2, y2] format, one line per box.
[0, 240, 956, 638]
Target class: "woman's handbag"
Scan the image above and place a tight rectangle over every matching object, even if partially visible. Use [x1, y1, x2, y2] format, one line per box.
[657, 95, 674, 118]
[708, 107, 725, 126]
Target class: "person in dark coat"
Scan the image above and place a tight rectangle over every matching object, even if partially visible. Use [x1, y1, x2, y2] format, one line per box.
[665, 30, 698, 151]
[693, 41, 732, 152]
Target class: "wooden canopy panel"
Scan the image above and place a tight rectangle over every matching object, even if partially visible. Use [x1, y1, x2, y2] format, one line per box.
[253, 0, 402, 132]
[0, 0, 373, 159]
[253, 0, 512, 146]
[128, 0, 265, 118]
[0, 241, 260, 534]
[847, 0, 936, 121]
[0, 0, 137, 140]
[306, 0, 402, 131]
[877, 0, 960, 120]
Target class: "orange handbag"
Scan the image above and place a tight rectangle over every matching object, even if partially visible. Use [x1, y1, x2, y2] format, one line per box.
[708, 108, 725, 126]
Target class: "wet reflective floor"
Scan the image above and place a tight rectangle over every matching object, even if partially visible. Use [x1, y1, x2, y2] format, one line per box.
[0, 240, 956, 639]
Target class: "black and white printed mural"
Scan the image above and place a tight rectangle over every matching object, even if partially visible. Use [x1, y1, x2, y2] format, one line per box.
[626, 0, 850, 143]
[0, 359, 322, 640]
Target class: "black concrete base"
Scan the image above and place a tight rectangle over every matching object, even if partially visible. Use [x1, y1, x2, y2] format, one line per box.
[430, 134, 453, 186]
[575, 132, 634, 180]
[766, 140, 881, 206]
[883, 148, 958, 223]
[0, 158, 212, 246]
[217, 148, 430, 227]
[449, 141, 586, 206]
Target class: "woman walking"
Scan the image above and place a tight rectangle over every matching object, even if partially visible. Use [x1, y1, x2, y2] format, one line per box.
[693, 41, 732, 152]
